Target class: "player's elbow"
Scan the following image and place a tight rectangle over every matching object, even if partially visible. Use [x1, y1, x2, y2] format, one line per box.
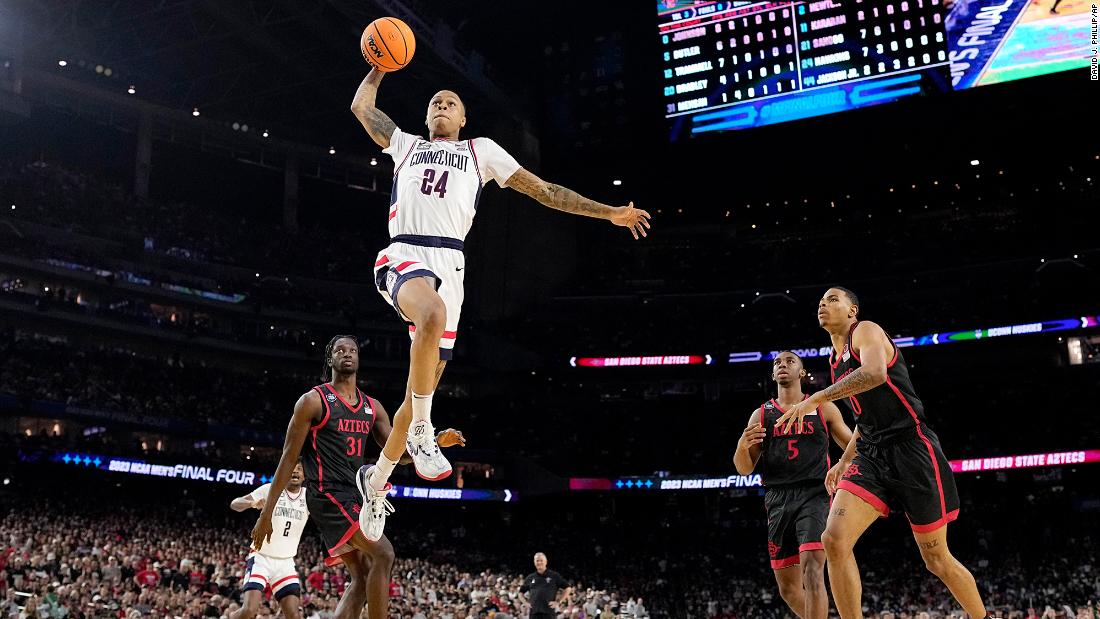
[732, 455, 752, 476]
[865, 365, 888, 385]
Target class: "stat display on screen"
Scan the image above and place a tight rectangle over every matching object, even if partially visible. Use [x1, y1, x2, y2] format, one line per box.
[660, 1, 950, 139]
[659, 0, 1090, 139]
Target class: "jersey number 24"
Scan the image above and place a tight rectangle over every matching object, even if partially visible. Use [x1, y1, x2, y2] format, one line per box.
[420, 169, 449, 198]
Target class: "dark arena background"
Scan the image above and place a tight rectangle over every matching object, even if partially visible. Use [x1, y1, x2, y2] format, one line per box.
[1, 1, 1098, 619]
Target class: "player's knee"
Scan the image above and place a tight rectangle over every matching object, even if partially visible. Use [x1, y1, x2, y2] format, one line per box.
[776, 577, 800, 602]
[415, 298, 447, 336]
[821, 527, 852, 556]
[921, 550, 951, 578]
[801, 556, 825, 587]
[375, 543, 395, 569]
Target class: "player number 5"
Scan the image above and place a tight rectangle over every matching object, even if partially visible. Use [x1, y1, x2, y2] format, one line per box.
[787, 439, 799, 460]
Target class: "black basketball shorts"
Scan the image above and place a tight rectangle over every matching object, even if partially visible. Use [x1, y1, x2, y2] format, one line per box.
[837, 425, 960, 533]
[306, 485, 364, 566]
[764, 482, 829, 569]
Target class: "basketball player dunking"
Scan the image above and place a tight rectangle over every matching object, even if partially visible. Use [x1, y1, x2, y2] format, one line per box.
[229, 461, 309, 619]
[251, 335, 465, 619]
[349, 67, 651, 541]
[734, 351, 852, 619]
[775, 288, 992, 619]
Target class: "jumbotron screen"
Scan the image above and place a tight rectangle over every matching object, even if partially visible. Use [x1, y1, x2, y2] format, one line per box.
[659, 0, 1091, 139]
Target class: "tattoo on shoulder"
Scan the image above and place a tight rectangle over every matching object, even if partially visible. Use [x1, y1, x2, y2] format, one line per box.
[364, 108, 396, 145]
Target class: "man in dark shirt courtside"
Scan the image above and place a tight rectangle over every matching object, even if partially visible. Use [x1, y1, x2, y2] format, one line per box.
[520, 553, 569, 619]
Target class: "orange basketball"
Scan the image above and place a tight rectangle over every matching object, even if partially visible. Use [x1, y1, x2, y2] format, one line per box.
[361, 17, 416, 72]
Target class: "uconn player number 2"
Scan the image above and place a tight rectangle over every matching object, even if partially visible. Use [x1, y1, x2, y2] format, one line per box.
[420, 169, 449, 198]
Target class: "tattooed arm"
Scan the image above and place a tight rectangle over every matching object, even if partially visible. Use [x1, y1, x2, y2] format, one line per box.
[818, 321, 892, 402]
[504, 168, 652, 240]
[775, 321, 892, 433]
[350, 68, 397, 149]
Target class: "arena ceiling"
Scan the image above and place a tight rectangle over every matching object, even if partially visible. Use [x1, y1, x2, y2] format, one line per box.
[7, 0, 535, 150]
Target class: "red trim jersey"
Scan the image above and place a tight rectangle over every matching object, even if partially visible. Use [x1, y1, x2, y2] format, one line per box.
[300, 383, 376, 493]
[829, 321, 927, 444]
[383, 127, 521, 241]
[758, 397, 831, 486]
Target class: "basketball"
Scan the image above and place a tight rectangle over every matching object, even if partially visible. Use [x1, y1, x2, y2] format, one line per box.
[360, 17, 415, 72]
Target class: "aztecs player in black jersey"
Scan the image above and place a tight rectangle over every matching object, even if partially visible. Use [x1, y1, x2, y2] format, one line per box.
[775, 288, 991, 619]
[734, 351, 852, 619]
[251, 335, 466, 619]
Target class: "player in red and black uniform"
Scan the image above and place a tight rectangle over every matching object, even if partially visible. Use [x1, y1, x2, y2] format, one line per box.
[734, 351, 852, 619]
[251, 335, 465, 619]
[776, 288, 991, 619]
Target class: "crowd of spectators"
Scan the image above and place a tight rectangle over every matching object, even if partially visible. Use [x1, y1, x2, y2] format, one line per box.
[0, 493, 637, 619]
[0, 464, 1096, 619]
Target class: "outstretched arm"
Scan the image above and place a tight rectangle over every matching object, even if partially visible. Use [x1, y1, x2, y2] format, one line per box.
[251, 391, 319, 550]
[815, 321, 891, 403]
[230, 492, 264, 512]
[504, 168, 651, 240]
[775, 322, 893, 432]
[350, 68, 398, 149]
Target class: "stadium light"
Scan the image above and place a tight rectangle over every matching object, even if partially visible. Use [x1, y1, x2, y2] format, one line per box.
[970, 159, 979, 166]
[58, 60, 68, 67]
[95, 64, 103, 74]
[104, 67, 112, 77]
[262, 130, 269, 138]
[127, 85, 135, 95]
[612, 179, 622, 186]
[192, 108, 200, 117]
[370, 158, 378, 166]
[231, 122, 240, 131]
[328, 147, 336, 155]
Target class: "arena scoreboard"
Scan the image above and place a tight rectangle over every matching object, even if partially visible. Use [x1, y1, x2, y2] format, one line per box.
[660, 0, 951, 138]
[660, 0, 1092, 139]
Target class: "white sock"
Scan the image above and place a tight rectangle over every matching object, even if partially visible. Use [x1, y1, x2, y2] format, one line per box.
[411, 391, 434, 425]
[369, 453, 399, 492]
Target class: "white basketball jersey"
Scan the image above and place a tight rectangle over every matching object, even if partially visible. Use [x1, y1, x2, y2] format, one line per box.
[383, 127, 521, 241]
[249, 484, 309, 559]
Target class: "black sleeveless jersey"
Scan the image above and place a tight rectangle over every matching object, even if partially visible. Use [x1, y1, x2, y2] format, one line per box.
[300, 383, 376, 493]
[829, 321, 927, 445]
[758, 397, 831, 486]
